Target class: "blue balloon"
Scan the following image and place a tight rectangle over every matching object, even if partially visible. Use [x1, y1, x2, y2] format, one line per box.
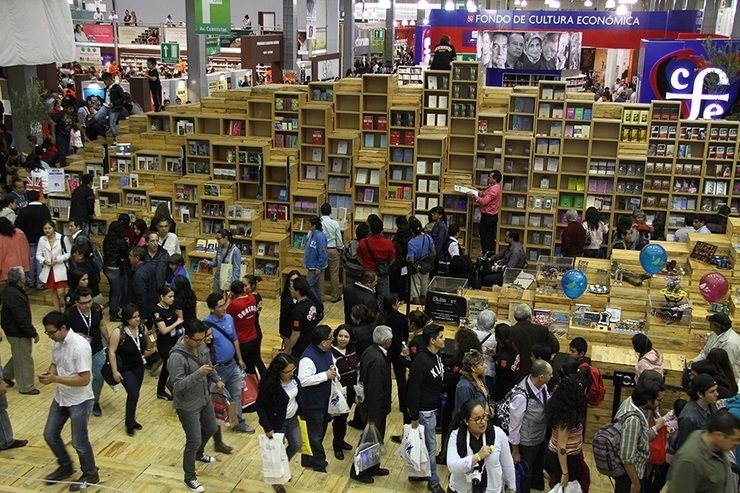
[561, 269, 588, 300]
[639, 244, 668, 275]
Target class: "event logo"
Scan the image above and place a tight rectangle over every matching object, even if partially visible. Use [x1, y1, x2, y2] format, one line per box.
[649, 48, 739, 120]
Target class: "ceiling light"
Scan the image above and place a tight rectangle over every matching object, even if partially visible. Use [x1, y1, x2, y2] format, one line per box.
[605, 0, 615, 7]
[514, 0, 521, 4]
[550, 0, 560, 7]
[521, 0, 527, 5]
[378, 0, 391, 8]
[584, 0, 592, 5]
[444, 0, 455, 10]
[466, 0, 477, 11]
[616, 4, 629, 13]
[423, 17, 429, 25]
[417, 0, 429, 8]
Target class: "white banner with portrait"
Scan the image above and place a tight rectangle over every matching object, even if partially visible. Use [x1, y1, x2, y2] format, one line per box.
[476, 31, 582, 70]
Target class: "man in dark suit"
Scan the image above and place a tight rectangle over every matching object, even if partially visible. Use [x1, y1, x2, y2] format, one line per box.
[511, 303, 560, 380]
[350, 325, 392, 484]
[343, 270, 378, 324]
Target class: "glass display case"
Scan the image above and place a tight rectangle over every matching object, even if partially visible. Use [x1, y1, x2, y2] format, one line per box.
[427, 276, 469, 297]
[503, 268, 537, 289]
[536, 256, 574, 288]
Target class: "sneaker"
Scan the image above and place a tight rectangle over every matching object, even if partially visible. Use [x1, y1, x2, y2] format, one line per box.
[92, 403, 102, 417]
[390, 435, 402, 444]
[197, 455, 216, 463]
[233, 423, 255, 434]
[184, 479, 205, 492]
[69, 471, 99, 491]
[44, 464, 75, 484]
[272, 485, 287, 493]
[157, 393, 173, 401]
[110, 313, 122, 322]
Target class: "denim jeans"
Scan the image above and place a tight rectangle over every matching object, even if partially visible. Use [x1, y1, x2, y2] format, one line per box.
[0, 361, 14, 449]
[376, 275, 390, 308]
[176, 404, 218, 481]
[94, 106, 120, 137]
[43, 399, 97, 476]
[418, 410, 440, 485]
[103, 267, 127, 315]
[91, 349, 105, 404]
[306, 269, 323, 304]
[120, 367, 144, 427]
[301, 407, 330, 469]
[26, 243, 42, 288]
[278, 414, 302, 460]
[216, 360, 245, 429]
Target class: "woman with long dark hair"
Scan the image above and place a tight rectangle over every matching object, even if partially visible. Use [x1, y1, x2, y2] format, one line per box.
[132, 219, 148, 247]
[203, 228, 240, 295]
[37, 220, 71, 312]
[707, 348, 738, 396]
[492, 323, 520, 401]
[408, 309, 431, 356]
[279, 270, 302, 340]
[228, 278, 266, 377]
[545, 374, 590, 492]
[255, 353, 302, 493]
[108, 303, 154, 435]
[152, 285, 183, 401]
[172, 274, 197, 326]
[582, 206, 610, 258]
[63, 269, 91, 310]
[632, 333, 663, 382]
[102, 220, 129, 321]
[349, 303, 377, 356]
[330, 324, 357, 460]
[446, 399, 515, 493]
[429, 206, 448, 260]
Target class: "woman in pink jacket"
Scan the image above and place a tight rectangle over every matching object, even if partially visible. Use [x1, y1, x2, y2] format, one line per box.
[633, 333, 664, 382]
[0, 217, 29, 281]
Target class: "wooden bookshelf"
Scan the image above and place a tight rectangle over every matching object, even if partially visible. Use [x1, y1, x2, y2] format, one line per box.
[299, 104, 332, 183]
[422, 70, 451, 129]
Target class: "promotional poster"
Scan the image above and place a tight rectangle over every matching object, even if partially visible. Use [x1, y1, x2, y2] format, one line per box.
[476, 31, 582, 70]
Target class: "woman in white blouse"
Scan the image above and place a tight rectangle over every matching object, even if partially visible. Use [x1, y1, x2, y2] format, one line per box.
[36, 220, 71, 312]
[582, 206, 610, 258]
[447, 400, 516, 493]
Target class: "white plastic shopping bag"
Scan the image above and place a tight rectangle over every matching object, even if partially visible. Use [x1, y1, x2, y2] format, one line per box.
[259, 433, 291, 485]
[395, 424, 430, 478]
[328, 379, 350, 416]
[354, 424, 383, 475]
[548, 480, 583, 493]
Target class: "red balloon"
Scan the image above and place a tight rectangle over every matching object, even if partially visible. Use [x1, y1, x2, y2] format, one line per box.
[699, 271, 730, 303]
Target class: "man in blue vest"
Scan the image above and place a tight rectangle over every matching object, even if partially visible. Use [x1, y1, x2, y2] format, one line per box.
[298, 325, 337, 472]
[203, 293, 253, 434]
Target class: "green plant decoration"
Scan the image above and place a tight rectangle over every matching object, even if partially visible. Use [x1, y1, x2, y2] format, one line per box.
[8, 81, 49, 146]
[701, 37, 740, 94]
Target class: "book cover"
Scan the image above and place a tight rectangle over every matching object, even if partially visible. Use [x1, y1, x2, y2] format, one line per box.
[206, 239, 218, 253]
[389, 130, 401, 146]
[364, 133, 375, 147]
[312, 148, 323, 162]
[362, 116, 374, 130]
[404, 131, 415, 146]
[574, 107, 584, 120]
[337, 140, 349, 154]
[403, 149, 414, 163]
[377, 116, 387, 131]
[566, 107, 575, 119]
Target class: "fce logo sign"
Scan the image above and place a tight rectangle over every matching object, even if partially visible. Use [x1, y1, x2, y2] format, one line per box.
[650, 49, 739, 120]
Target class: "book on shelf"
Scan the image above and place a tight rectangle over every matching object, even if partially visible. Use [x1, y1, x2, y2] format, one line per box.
[312, 148, 323, 162]
[427, 75, 438, 90]
[205, 239, 218, 253]
[429, 95, 438, 108]
[428, 197, 439, 209]
[437, 114, 447, 127]
[356, 169, 368, 184]
[363, 188, 375, 203]
[391, 148, 403, 163]
[429, 180, 439, 193]
[377, 116, 387, 131]
[538, 103, 551, 118]
[404, 131, 415, 146]
[418, 179, 428, 192]
[196, 239, 207, 251]
[390, 130, 401, 146]
[369, 170, 381, 185]
[362, 115, 374, 130]
[541, 87, 554, 100]
[379, 134, 387, 148]
[99, 176, 109, 190]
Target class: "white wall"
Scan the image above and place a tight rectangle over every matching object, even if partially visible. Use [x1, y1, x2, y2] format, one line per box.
[103, 0, 283, 28]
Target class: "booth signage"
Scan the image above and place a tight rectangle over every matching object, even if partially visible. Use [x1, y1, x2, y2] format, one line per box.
[205, 36, 221, 56]
[161, 42, 180, 64]
[195, 0, 231, 35]
[425, 293, 468, 324]
[639, 39, 740, 120]
[416, 9, 702, 63]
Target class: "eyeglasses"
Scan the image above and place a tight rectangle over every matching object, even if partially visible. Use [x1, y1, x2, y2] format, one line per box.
[471, 413, 490, 425]
[45, 329, 60, 337]
[189, 336, 206, 343]
[77, 299, 93, 305]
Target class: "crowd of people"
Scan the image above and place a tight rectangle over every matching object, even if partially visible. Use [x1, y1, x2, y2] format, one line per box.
[0, 183, 738, 493]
